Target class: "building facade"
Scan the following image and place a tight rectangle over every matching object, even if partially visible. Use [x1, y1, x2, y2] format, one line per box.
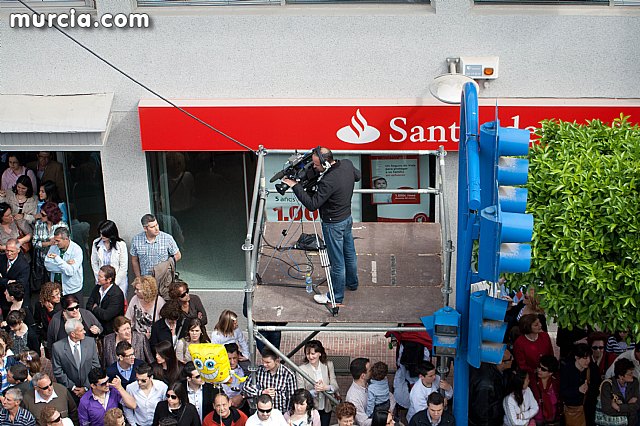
[1, 0, 639, 291]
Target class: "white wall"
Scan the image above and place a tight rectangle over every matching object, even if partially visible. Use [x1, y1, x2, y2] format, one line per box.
[1, 0, 638, 272]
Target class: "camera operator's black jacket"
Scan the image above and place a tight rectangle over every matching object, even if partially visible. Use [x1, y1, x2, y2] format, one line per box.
[292, 159, 361, 223]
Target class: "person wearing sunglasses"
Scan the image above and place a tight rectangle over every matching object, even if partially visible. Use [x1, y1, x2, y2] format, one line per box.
[587, 331, 609, 379]
[22, 372, 79, 425]
[168, 281, 207, 327]
[39, 405, 74, 426]
[123, 362, 168, 426]
[46, 295, 102, 357]
[469, 349, 513, 426]
[78, 367, 137, 426]
[246, 394, 287, 426]
[182, 361, 219, 422]
[152, 381, 201, 426]
[530, 355, 561, 426]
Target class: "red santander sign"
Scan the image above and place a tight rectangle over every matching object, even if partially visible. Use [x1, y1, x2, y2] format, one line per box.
[138, 99, 640, 152]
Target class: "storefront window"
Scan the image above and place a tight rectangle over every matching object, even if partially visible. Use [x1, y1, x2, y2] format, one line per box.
[60, 152, 107, 292]
[360, 154, 435, 223]
[147, 151, 256, 290]
[0, 151, 107, 294]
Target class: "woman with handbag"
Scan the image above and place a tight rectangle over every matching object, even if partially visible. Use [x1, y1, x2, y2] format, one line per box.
[531, 355, 562, 426]
[560, 343, 592, 426]
[596, 358, 639, 426]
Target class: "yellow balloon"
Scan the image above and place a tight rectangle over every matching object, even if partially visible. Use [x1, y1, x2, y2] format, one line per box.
[189, 343, 231, 384]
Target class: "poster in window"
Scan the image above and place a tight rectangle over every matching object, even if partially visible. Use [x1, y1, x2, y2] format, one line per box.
[370, 156, 420, 205]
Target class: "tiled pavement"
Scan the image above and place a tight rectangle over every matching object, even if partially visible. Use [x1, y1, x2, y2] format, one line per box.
[279, 331, 397, 371]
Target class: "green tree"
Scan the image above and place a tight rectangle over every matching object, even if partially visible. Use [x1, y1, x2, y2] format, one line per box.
[508, 115, 640, 334]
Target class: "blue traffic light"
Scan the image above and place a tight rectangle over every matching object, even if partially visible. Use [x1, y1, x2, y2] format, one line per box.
[477, 120, 533, 282]
[467, 290, 509, 368]
[421, 307, 461, 357]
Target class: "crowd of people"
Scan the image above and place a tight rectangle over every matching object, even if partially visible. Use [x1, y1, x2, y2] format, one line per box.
[467, 287, 640, 426]
[2, 149, 638, 426]
[0, 151, 386, 426]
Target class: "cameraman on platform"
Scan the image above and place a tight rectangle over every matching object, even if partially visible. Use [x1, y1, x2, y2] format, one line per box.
[282, 147, 361, 307]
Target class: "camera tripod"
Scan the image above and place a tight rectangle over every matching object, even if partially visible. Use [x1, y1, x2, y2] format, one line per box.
[259, 207, 339, 316]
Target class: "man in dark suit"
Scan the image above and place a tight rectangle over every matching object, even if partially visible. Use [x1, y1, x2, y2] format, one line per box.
[182, 361, 220, 423]
[51, 317, 101, 403]
[85, 265, 124, 336]
[106, 341, 143, 389]
[0, 239, 31, 313]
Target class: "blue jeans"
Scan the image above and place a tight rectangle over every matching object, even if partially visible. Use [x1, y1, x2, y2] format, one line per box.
[322, 216, 358, 303]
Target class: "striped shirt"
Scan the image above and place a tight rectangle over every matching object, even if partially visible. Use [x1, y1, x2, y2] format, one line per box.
[0, 365, 8, 392]
[243, 364, 296, 412]
[0, 407, 36, 426]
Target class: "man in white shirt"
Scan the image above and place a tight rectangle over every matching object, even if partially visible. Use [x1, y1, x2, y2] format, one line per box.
[44, 227, 84, 299]
[124, 363, 167, 426]
[605, 343, 640, 379]
[223, 343, 246, 409]
[22, 372, 78, 424]
[407, 361, 453, 423]
[182, 362, 218, 422]
[346, 358, 396, 426]
[246, 394, 287, 426]
[51, 318, 101, 402]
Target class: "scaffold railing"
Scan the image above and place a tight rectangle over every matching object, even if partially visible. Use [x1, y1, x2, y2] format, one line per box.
[242, 146, 454, 402]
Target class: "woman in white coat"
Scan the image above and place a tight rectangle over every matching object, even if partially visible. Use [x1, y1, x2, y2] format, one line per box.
[296, 340, 340, 426]
[91, 220, 129, 296]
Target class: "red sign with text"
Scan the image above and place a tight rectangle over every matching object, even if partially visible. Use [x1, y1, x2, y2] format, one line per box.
[138, 101, 640, 151]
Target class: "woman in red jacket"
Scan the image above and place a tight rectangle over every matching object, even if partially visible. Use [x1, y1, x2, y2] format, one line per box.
[530, 355, 562, 425]
[513, 314, 554, 376]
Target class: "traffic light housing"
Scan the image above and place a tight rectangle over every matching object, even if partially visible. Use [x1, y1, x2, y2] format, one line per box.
[467, 290, 508, 368]
[477, 121, 533, 282]
[421, 307, 461, 357]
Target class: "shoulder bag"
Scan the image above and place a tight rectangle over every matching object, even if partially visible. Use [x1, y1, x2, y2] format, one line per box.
[564, 367, 590, 426]
[595, 379, 628, 426]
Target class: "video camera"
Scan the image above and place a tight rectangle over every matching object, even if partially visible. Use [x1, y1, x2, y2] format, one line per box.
[270, 151, 320, 196]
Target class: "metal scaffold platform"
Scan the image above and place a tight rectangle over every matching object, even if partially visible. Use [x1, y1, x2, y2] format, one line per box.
[254, 221, 444, 323]
[241, 147, 454, 399]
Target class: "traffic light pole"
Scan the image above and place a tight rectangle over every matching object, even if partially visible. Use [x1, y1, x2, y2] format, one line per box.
[452, 83, 481, 422]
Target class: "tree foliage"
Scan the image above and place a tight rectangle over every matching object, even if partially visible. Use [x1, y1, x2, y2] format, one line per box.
[508, 114, 640, 334]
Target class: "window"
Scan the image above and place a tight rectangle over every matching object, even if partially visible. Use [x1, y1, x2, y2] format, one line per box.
[0, 151, 107, 294]
[138, 0, 426, 7]
[474, 0, 625, 4]
[147, 151, 256, 289]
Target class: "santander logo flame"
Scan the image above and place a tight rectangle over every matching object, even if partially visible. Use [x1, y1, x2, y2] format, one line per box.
[336, 109, 381, 144]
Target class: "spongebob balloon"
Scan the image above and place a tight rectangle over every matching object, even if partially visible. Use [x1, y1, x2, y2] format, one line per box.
[189, 343, 231, 384]
[189, 343, 247, 385]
